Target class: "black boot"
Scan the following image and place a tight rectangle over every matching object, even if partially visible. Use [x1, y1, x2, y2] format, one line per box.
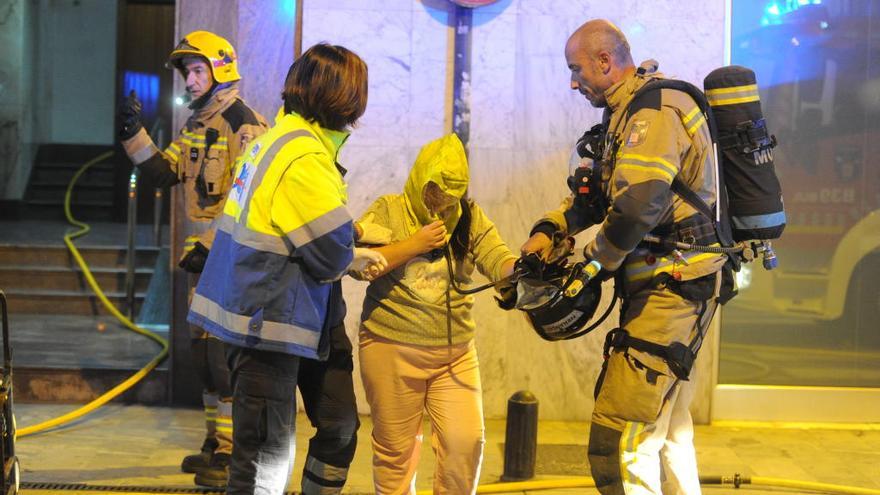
[194, 452, 230, 488]
[181, 437, 218, 474]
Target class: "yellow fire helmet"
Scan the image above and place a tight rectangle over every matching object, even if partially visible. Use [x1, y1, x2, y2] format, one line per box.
[167, 30, 240, 84]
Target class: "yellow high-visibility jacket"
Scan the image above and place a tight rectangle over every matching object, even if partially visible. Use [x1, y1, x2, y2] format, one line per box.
[188, 112, 354, 359]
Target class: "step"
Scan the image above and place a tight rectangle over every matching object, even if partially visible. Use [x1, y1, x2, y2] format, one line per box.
[3, 288, 146, 315]
[0, 244, 159, 269]
[0, 265, 153, 292]
[14, 367, 168, 404]
[28, 182, 116, 203]
[35, 143, 116, 164]
[21, 201, 116, 222]
[9, 313, 168, 403]
[30, 163, 117, 184]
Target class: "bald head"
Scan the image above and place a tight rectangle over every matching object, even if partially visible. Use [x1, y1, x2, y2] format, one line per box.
[568, 19, 634, 69]
[564, 19, 635, 108]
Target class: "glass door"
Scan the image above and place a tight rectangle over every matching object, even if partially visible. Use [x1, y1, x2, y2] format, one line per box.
[714, 0, 880, 423]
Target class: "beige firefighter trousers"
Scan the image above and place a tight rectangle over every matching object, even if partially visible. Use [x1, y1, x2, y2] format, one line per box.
[589, 272, 720, 495]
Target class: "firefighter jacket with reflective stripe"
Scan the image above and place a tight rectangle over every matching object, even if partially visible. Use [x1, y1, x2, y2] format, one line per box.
[537, 63, 725, 284]
[187, 112, 354, 359]
[121, 83, 268, 248]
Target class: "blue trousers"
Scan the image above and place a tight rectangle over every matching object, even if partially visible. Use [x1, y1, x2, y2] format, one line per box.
[225, 324, 359, 495]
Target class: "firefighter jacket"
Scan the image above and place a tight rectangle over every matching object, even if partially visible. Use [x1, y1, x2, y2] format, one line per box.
[187, 111, 355, 359]
[536, 63, 726, 287]
[121, 83, 268, 248]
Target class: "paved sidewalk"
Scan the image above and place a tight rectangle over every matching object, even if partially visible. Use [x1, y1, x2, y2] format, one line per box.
[15, 403, 880, 494]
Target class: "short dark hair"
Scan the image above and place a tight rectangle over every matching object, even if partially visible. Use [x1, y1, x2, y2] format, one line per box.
[281, 43, 368, 131]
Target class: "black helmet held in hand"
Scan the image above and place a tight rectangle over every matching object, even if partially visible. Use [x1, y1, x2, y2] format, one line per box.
[516, 260, 607, 341]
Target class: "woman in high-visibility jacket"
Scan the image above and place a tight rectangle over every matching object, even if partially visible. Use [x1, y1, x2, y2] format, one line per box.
[188, 43, 385, 495]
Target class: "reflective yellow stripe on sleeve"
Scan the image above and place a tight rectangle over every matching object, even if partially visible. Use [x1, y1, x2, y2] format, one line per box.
[165, 142, 181, 164]
[616, 153, 679, 183]
[680, 106, 706, 136]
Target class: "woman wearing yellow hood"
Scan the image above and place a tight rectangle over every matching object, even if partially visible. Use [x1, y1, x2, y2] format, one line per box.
[354, 134, 517, 494]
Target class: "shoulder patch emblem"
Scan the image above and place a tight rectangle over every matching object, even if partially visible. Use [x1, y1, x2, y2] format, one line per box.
[250, 142, 261, 158]
[626, 120, 650, 147]
[232, 162, 253, 202]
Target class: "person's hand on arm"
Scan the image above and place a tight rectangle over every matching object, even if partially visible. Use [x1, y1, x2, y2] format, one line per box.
[351, 248, 388, 281]
[355, 221, 446, 279]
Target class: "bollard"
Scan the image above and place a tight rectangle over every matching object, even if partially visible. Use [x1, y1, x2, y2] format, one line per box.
[501, 390, 538, 481]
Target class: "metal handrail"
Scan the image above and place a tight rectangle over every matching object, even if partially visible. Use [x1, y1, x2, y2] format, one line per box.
[124, 169, 138, 318]
[122, 119, 165, 318]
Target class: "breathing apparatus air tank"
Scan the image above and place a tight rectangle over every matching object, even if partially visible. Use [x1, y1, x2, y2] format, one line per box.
[704, 66, 786, 242]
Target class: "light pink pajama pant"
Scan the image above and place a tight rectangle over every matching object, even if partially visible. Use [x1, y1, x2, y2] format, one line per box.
[359, 329, 485, 495]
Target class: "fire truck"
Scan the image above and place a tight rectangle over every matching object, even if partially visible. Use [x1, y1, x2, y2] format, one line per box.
[729, 2, 880, 340]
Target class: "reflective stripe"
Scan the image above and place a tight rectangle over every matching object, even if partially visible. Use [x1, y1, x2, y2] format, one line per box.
[624, 248, 722, 282]
[165, 143, 180, 165]
[238, 129, 315, 225]
[620, 421, 653, 492]
[686, 114, 706, 136]
[131, 141, 160, 165]
[706, 84, 760, 106]
[682, 106, 700, 122]
[302, 455, 348, 493]
[617, 153, 678, 177]
[732, 211, 786, 230]
[616, 163, 675, 183]
[181, 130, 229, 142]
[191, 292, 321, 349]
[216, 402, 233, 435]
[680, 106, 706, 136]
[285, 206, 352, 247]
[216, 214, 290, 256]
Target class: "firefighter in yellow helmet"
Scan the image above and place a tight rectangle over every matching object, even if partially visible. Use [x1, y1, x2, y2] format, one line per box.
[118, 30, 268, 488]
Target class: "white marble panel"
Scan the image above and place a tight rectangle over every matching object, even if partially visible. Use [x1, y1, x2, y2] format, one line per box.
[303, 7, 414, 148]
[342, 144, 419, 214]
[626, 19, 726, 87]
[469, 11, 518, 149]
[308, 0, 414, 11]
[620, 0, 726, 23]
[409, 4, 452, 146]
[237, 0, 295, 121]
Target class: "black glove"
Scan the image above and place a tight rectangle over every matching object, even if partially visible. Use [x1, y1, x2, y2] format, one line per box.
[178, 241, 210, 273]
[494, 283, 517, 311]
[514, 253, 544, 280]
[119, 90, 144, 140]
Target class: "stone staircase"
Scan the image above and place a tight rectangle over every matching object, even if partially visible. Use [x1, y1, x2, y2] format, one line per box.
[23, 144, 121, 222]
[0, 244, 155, 316]
[0, 222, 170, 404]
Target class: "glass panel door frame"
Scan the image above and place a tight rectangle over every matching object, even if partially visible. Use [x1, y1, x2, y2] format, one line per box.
[711, 0, 880, 425]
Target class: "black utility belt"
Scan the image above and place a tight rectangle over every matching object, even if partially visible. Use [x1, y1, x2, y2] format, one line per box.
[645, 215, 718, 253]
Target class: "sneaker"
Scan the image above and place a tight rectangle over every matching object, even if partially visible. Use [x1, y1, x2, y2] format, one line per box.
[180, 438, 218, 474]
[194, 452, 230, 488]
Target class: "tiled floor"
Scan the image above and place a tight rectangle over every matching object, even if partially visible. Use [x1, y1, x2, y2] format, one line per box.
[14, 403, 880, 494]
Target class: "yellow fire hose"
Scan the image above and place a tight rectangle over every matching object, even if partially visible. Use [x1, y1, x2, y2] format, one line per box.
[17, 151, 169, 437]
[414, 474, 880, 494]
